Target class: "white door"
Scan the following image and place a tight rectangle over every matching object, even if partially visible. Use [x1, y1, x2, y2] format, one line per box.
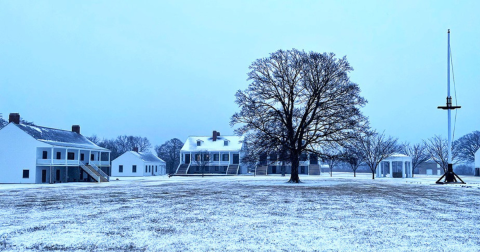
[426, 169, 432, 175]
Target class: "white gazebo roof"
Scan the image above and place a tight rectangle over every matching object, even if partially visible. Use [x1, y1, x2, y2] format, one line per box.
[384, 153, 412, 161]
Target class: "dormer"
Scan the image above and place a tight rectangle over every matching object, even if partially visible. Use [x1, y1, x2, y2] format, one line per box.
[196, 139, 204, 146]
[224, 139, 230, 146]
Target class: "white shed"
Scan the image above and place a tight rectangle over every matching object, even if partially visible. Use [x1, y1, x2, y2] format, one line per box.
[475, 149, 480, 176]
[111, 151, 166, 177]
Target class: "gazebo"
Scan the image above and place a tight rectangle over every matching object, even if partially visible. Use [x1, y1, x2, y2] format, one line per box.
[377, 153, 413, 178]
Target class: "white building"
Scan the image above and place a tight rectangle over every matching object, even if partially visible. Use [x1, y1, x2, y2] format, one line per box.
[377, 153, 413, 178]
[475, 149, 480, 176]
[0, 113, 110, 184]
[177, 131, 246, 175]
[111, 150, 166, 177]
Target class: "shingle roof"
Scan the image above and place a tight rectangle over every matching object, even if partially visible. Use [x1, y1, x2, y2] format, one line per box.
[181, 135, 244, 152]
[14, 123, 109, 151]
[130, 151, 165, 163]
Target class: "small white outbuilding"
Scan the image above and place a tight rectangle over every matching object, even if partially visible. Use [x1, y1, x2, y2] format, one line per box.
[376, 153, 413, 178]
[111, 150, 166, 177]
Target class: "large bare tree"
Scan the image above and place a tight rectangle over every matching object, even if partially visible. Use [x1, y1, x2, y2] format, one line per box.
[357, 131, 399, 179]
[319, 143, 344, 177]
[155, 138, 183, 174]
[424, 135, 459, 173]
[453, 131, 480, 163]
[399, 142, 429, 177]
[231, 49, 368, 183]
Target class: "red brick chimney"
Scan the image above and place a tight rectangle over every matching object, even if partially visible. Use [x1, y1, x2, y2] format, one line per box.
[133, 147, 139, 152]
[213, 130, 217, 141]
[9, 113, 20, 124]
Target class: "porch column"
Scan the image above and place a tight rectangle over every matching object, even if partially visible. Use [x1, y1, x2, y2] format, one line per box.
[402, 160, 405, 178]
[89, 150, 91, 165]
[389, 161, 392, 177]
[50, 147, 54, 184]
[77, 149, 80, 165]
[377, 163, 381, 177]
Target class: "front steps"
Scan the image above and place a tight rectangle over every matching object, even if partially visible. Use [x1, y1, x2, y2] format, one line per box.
[226, 164, 240, 175]
[308, 164, 320, 175]
[176, 164, 189, 174]
[80, 162, 109, 182]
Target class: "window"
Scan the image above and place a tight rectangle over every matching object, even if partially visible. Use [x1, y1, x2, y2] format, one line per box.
[132, 165, 137, 173]
[67, 152, 75, 160]
[224, 140, 228, 146]
[42, 151, 48, 159]
[91, 154, 94, 161]
[205, 166, 209, 172]
[222, 154, 229, 161]
[23, 170, 29, 178]
[197, 141, 201, 146]
[195, 167, 199, 172]
[56, 152, 61, 159]
[119, 165, 123, 173]
[215, 166, 219, 171]
[195, 154, 201, 161]
[155, 166, 158, 172]
[213, 154, 219, 161]
[145, 165, 148, 172]
[149, 166, 151, 172]
[203, 154, 210, 161]
[80, 153, 85, 161]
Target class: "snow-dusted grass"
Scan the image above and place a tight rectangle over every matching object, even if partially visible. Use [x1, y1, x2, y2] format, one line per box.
[1, 173, 480, 251]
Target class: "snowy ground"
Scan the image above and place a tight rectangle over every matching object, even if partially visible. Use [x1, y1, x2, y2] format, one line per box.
[1, 173, 480, 251]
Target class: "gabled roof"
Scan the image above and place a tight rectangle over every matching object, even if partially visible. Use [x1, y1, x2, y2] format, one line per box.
[130, 151, 165, 163]
[14, 123, 109, 151]
[181, 135, 244, 152]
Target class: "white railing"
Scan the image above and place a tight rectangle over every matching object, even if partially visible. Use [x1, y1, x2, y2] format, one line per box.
[185, 163, 191, 174]
[175, 163, 182, 174]
[89, 162, 109, 182]
[37, 159, 81, 166]
[79, 161, 101, 183]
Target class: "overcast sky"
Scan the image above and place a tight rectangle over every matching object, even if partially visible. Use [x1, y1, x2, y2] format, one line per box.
[1, 0, 479, 148]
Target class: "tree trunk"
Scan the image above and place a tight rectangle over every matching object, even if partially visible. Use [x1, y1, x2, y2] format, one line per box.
[354, 170, 356, 177]
[330, 169, 332, 177]
[288, 154, 300, 183]
[372, 171, 375, 180]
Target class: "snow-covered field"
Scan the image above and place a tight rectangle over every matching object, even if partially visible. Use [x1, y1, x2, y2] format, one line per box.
[1, 173, 480, 251]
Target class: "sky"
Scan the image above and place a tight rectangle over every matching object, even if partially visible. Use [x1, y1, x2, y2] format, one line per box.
[1, 0, 479, 148]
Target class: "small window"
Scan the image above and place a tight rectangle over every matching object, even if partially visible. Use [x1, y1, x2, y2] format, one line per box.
[145, 165, 148, 172]
[213, 154, 219, 161]
[119, 165, 123, 173]
[132, 165, 137, 173]
[224, 140, 228, 146]
[195, 154, 201, 161]
[203, 154, 210, 161]
[67, 152, 75, 160]
[80, 153, 85, 161]
[197, 141, 201, 146]
[149, 166, 151, 172]
[196, 167, 199, 172]
[91, 154, 94, 161]
[215, 166, 219, 171]
[155, 166, 158, 172]
[222, 154, 229, 161]
[205, 167, 209, 172]
[42, 151, 48, 159]
[56, 152, 61, 160]
[23, 170, 29, 178]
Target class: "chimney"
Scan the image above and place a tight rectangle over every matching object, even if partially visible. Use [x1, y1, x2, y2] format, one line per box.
[72, 125, 80, 134]
[213, 130, 217, 141]
[133, 147, 139, 152]
[9, 113, 20, 124]
[217, 132, 220, 136]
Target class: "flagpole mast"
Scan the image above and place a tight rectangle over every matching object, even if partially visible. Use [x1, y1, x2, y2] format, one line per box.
[437, 29, 464, 184]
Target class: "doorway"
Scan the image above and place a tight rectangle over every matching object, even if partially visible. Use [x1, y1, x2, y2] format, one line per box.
[233, 154, 239, 164]
[185, 154, 191, 164]
[56, 169, 61, 182]
[41, 170, 47, 183]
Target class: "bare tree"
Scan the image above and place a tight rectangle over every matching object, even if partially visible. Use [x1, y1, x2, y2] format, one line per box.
[424, 135, 459, 173]
[357, 131, 399, 179]
[87, 135, 101, 145]
[155, 138, 183, 174]
[399, 142, 429, 177]
[231, 49, 368, 183]
[193, 151, 211, 177]
[342, 145, 365, 177]
[454, 131, 480, 163]
[319, 144, 343, 177]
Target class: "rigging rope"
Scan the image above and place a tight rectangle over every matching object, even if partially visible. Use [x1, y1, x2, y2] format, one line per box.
[450, 45, 458, 142]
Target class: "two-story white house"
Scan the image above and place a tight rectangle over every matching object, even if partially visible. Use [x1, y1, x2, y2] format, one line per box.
[176, 131, 246, 175]
[111, 148, 166, 177]
[0, 113, 110, 184]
